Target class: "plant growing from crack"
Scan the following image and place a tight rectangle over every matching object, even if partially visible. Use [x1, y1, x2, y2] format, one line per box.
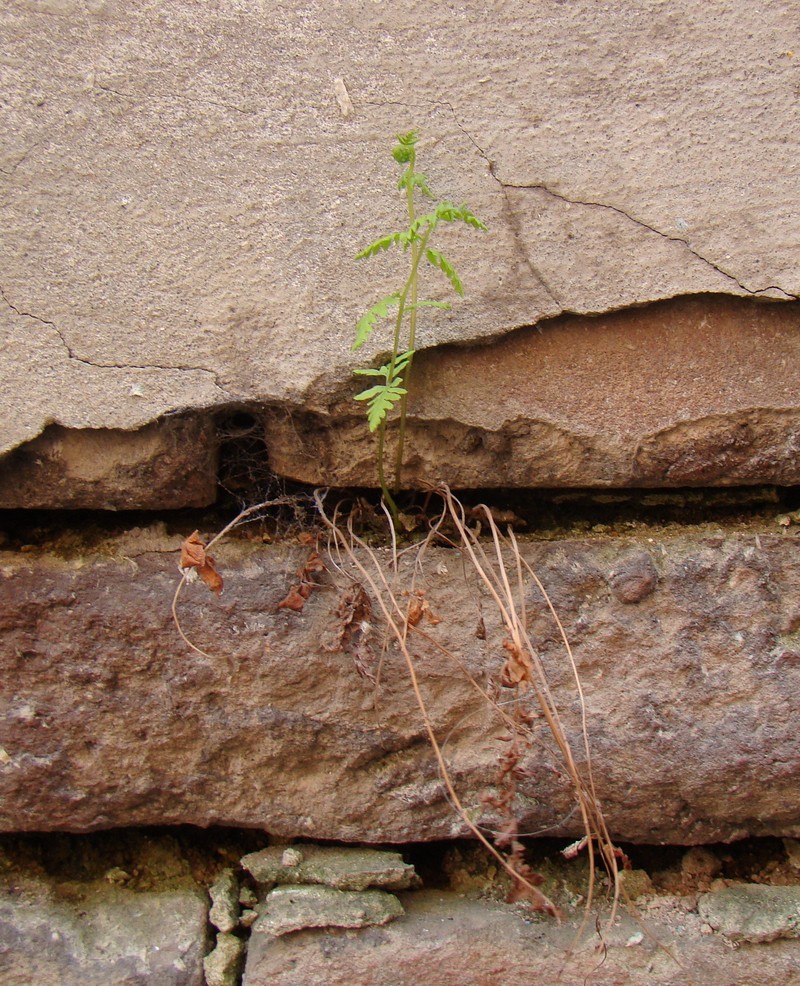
[352, 130, 486, 516]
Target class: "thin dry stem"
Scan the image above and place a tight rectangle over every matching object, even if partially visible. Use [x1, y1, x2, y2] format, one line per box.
[313, 489, 562, 918]
[171, 497, 295, 666]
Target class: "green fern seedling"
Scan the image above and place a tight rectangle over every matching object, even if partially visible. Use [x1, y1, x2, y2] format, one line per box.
[354, 349, 414, 432]
[352, 130, 486, 514]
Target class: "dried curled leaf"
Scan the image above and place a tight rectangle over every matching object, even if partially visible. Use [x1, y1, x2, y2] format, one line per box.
[179, 530, 223, 595]
[325, 585, 373, 651]
[278, 549, 326, 612]
[405, 590, 441, 628]
[500, 638, 532, 690]
[323, 585, 376, 680]
[277, 586, 309, 612]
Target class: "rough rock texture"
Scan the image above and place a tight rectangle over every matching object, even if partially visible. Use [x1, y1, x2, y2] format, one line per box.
[0, 415, 217, 510]
[1, 523, 799, 843]
[254, 885, 404, 936]
[2, 1, 798, 466]
[698, 885, 800, 943]
[0, 875, 208, 986]
[265, 295, 800, 488]
[208, 868, 240, 934]
[243, 889, 800, 986]
[242, 845, 419, 891]
[203, 932, 244, 986]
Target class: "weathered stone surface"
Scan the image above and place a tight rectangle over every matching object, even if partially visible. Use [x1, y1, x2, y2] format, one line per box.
[243, 889, 800, 986]
[2, 2, 798, 463]
[254, 885, 403, 936]
[0, 415, 217, 510]
[208, 868, 240, 934]
[0, 521, 798, 844]
[265, 295, 800, 488]
[203, 931, 245, 986]
[0, 874, 207, 986]
[241, 845, 419, 891]
[698, 885, 800, 944]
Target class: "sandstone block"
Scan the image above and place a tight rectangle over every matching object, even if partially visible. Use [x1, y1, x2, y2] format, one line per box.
[241, 845, 419, 892]
[3, 3, 798, 458]
[0, 877, 208, 986]
[265, 296, 800, 488]
[698, 885, 800, 944]
[253, 885, 403, 937]
[242, 890, 800, 986]
[0, 524, 798, 844]
[0, 416, 217, 510]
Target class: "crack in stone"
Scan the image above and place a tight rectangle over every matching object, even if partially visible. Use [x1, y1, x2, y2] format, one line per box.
[1, 285, 227, 389]
[0, 141, 41, 178]
[442, 106, 562, 307]
[498, 175, 798, 301]
[93, 78, 256, 116]
[435, 105, 797, 303]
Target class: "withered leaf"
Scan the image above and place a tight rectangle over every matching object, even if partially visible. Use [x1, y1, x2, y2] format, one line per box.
[504, 852, 561, 918]
[500, 638, 532, 690]
[406, 590, 441, 628]
[180, 530, 223, 595]
[278, 587, 309, 611]
[277, 549, 327, 613]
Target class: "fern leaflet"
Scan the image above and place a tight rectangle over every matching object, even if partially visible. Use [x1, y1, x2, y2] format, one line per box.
[352, 294, 400, 350]
[425, 249, 464, 296]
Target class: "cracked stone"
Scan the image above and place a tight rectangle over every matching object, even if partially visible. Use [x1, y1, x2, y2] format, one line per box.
[698, 885, 800, 944]
[253, 885, 404, 937]
[241, 845, 420, 892]
[265, 295, 800, 489]
[2, 3, 799, 456]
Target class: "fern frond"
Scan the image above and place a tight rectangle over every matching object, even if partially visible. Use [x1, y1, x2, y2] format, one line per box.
[398, 171, 434, 198]
[456, 205, 488, 230]
[425, 249, 464, 296]
[392, 130, 419, 164]
[352, 294, 400, 350]
[356, 234, 404, 260]
[429, 202, 488, 230]
[353, 348, 414, 433]
[392, 349, 414, 375]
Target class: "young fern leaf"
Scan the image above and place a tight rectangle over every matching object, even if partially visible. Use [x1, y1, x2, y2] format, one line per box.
[356, 234, 404, 260]
[425, 248, 464, 296]
[354, 384, 407, 431]
[398, 171, 434, 198]
[392, 130, 419, 164]
[352, 294, 400, 350]
[351, 130, 487, 509]
[430, 202, 488, 230]
[457, 205, 488, 230]
[354, 350, 414, 431]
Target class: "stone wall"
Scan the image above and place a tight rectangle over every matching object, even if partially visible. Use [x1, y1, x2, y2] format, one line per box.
[2, 3, 800, 982]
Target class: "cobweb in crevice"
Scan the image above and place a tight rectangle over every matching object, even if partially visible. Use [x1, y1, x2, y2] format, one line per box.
[216, 410, 279, 507]
[214, 410, 314, 535]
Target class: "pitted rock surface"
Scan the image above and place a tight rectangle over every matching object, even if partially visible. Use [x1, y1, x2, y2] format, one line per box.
[1, 525, 798, 844]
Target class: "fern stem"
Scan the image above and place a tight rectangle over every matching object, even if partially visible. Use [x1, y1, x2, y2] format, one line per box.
[376, 424, 399, 522]
[393, 225, 432, 487]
